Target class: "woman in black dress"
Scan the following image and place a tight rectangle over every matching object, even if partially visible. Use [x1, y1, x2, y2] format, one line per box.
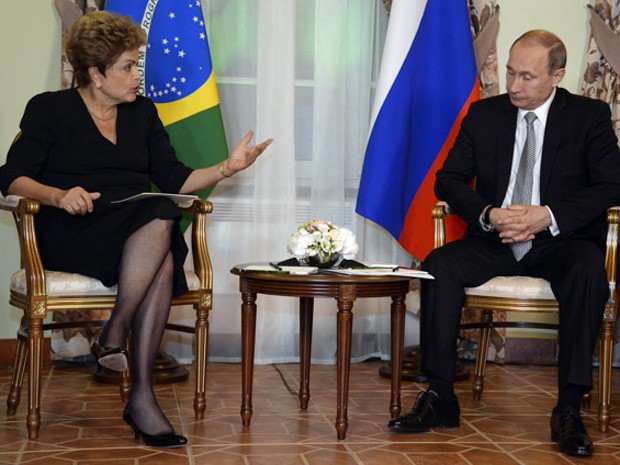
[0, 11, 271, 447]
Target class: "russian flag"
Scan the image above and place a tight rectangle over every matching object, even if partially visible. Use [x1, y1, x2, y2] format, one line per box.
[356, 0, 479, 260]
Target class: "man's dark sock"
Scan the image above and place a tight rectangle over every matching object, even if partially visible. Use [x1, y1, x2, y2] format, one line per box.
[556, 383, 588, 411]
[428, 375, 456, 401]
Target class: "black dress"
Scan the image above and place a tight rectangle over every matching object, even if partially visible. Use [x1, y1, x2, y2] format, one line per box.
[0, 89, 195, 296]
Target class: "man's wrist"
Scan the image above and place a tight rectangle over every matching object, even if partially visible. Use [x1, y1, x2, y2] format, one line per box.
[544, 205, 560, 236]
[481, 205, 495, 231]
[484, 206, 494, 225]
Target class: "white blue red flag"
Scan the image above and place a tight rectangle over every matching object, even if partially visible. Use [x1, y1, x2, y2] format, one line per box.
[356, 0, 479, 260]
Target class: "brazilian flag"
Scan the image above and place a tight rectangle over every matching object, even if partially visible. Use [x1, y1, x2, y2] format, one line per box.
[105, 0, 228, 202]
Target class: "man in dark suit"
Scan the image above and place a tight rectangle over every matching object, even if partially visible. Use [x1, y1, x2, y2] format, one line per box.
[388, 30, 620, 458]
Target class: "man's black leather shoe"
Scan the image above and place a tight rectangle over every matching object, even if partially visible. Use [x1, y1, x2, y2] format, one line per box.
[388, 390, 460, 433]
[550, 405, 593, 457]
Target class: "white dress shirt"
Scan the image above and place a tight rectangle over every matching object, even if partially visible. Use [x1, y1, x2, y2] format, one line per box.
[497, 88, 559, 235]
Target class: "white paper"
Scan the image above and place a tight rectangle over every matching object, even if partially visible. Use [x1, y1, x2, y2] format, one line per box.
[322, 268, 434, 279]
[110, 192, 199, 208]
[242, 265, 318, 275]
[366, 263, 399, 269]
[279, 266, 318, 275]
[243, 265, 281, 272]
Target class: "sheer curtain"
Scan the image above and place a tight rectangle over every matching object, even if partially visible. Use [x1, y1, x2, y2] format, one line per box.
[166, 0, 419, 364]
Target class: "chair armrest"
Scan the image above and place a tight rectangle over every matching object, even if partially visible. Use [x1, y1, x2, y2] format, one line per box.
[0, 194, 27, 210]
[604, 207, 619, 324]
[432, 201, 452, 249]
[0, 194, 47, 304]
[605, 206, 619, 282]
[180, 199, 213, 292]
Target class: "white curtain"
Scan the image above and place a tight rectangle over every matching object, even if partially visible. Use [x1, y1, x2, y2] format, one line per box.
[166, 0, 420, 364]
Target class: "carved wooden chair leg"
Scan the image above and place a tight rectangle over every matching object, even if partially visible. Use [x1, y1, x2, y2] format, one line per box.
[473, 310, 493, 401]
[6, 325, 28, 416]
[581, 391, 591, 409]
[119, 369, 131, 402]
[598, 319, 614, 432]
[193, 306, 209, 419]
[114, 336, 131, 402]
[26, 318, 44, 440]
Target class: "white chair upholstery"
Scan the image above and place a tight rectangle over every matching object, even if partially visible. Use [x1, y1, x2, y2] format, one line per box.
[466, 276, 555, 299]
[10, 269, 201, 296]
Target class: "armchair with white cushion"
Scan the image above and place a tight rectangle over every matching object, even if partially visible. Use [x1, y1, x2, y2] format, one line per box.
[1, 194, 213, 439]
[432, 201, 619, 432]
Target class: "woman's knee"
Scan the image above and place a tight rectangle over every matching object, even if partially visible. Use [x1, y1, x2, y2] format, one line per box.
[149, 218, 174, 237]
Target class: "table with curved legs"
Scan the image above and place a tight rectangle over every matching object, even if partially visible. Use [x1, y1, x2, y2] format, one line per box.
[230, 265, 414, 439]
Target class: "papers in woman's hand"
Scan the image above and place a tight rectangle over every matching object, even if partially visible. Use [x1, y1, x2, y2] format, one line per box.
[110, 192, 199, 208]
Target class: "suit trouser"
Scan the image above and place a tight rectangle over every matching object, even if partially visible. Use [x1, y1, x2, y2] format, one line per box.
[420, 235, 608, 392]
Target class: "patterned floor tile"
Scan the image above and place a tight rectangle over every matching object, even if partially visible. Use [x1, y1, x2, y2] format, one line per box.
[0, 360, 619, 465]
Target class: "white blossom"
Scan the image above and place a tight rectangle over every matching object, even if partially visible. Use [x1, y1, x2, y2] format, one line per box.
[286, 219, 358, 261]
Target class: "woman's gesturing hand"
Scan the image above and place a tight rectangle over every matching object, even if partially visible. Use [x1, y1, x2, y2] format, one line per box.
[225, 130, 273, 175]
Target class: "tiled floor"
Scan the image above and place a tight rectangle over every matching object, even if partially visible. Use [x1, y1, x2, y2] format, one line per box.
[1, 359, 619, 464]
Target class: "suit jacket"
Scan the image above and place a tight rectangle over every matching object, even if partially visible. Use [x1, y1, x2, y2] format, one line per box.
[435, 87, 620, 248]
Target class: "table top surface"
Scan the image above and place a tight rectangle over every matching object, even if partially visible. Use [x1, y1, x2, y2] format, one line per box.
[230, 263, 417, 284]
[231, 263, 415, 300]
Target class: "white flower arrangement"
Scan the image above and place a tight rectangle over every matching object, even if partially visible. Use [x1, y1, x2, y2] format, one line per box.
[287, 219, 359, 263]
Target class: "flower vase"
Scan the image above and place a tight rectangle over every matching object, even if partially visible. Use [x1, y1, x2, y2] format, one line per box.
[307, 252, 342, 269]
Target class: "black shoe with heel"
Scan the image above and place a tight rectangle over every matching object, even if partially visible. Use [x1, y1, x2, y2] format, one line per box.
[91, 339, 128, 372]
[123, 408, 188, 448]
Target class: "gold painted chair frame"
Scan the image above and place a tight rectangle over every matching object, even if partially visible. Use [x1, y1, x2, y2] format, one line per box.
[1, 195, 213, 439]
[432, 202, 618, 432]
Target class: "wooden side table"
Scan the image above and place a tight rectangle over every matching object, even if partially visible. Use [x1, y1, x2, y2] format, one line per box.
[230, 264, 414, 439]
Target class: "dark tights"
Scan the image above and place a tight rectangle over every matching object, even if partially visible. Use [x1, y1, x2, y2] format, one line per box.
[99, 218, 176, 435]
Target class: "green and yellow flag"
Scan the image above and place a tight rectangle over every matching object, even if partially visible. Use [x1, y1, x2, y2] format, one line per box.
[106, 0, 228, 200]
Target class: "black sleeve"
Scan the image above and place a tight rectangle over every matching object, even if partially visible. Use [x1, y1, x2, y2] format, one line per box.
[144, 100, 193, 194]
[0, 93, 57, 195]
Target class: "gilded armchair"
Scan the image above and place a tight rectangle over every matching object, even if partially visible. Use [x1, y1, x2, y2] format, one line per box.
[1, 194, 213, 439]
[432, 202, 618, 432]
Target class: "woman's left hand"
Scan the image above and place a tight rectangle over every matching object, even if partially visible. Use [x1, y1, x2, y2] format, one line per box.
[225, 130, 273, 175]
